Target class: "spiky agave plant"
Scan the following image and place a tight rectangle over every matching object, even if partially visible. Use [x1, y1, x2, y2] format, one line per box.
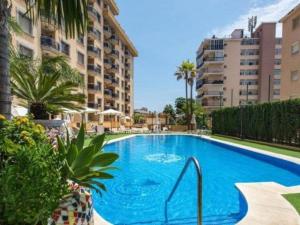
[57, 124, 118, 195]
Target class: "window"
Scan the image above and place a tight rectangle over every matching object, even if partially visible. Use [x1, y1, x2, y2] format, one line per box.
[241, 39, 259, 45]
[292, 15, 300, 30]
[240, 49, 259, 56]
[273, 79, 280, 85]
[77, 51, 84, 65]
[77, 35, 84, 45]
[240, 79, 258, 85]
[275, 48, 281, 55]
[291, 70, 299, 81]
[274, 59, 281, 65]
[291, 41, 300, 55]
[60, 41, 70, 56]
[274, 69, 281, 76]
[240, 59, 259, 66]
[18, 11, 32, 35]
[19, 44, 33, 58]
[240, 70, 259, 75]
[273, 89, 280, 95]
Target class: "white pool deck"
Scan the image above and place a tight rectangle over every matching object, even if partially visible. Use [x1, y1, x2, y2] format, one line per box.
[94, 133, 300, 225]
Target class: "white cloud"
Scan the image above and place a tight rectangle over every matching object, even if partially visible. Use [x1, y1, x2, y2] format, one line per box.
[210, 0, 299, 37]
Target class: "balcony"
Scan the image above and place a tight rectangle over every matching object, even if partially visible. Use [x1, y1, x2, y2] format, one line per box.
[199, 68, 223, 79]
[125, 74, 130, 80]
[87, 5, 98, 20]
[104, 59, 112, 69]
[88, 27, 101, 40]
[200, 91, 223, 98]
[87, 45, 101, 58]
[110, 34, 119, 45]
[41, 36, 59, 55]
[104, 74, 113, 84]
[110, 49, 119, 59]
[103, 25, 112, 38]
[87, 64, 101, 76]
[125, 50, 131, 59]
[203, 57, 224, 65]
[125, 63, 130, 69]
[41, 14, 56, 31]
[104, 42, 112, 54]
[88, 83, 101, 92]
[125, 85, 130, 91]
[88, 102, 100, 109]
[108, 64, 119, 73]
[196, 80, 223, 90]
[125, 96, 130, 103]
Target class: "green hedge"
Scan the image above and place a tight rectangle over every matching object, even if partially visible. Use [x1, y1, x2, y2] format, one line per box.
[211, 99, 300, 147]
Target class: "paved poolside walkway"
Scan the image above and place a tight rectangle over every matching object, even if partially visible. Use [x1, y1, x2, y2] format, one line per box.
[236, 182, 300, 225]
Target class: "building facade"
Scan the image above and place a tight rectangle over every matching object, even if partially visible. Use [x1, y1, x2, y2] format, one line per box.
[280, 4, 300, 100]
[196, 23, 281, 113]
[11, 0, 138, 123]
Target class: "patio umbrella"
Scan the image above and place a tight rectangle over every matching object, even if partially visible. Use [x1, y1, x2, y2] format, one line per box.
[99, 109, 122, 131]
[12, 105, 28, 117]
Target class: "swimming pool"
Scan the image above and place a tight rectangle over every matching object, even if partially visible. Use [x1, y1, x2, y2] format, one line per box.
[92, 135, 300, 225]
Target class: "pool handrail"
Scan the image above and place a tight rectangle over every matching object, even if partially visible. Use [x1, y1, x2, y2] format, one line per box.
[164, 156, 202, 225]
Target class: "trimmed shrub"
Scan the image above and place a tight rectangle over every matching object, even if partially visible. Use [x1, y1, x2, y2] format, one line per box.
[212, 99, 300, 146]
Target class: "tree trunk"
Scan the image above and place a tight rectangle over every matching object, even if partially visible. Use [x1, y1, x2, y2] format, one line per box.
[0, 1, 11, 119]
[190, 81, 194, 129]
[185, 72, 189, 129]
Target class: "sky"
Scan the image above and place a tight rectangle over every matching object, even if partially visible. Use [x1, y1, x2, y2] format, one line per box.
[115, 0, 299, 112]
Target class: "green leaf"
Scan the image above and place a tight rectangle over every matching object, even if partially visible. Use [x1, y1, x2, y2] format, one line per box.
[76, 124, 85, 150]
[90, 133, 106, 151]
[66, 143, 78, 165]
[90, 153, 119, 167]
[71, 146, 95, 170]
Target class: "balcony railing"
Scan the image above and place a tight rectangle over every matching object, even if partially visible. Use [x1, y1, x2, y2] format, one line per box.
[204, 57, 224, 63]
[196, 80, 223, 89]
[88, 102, 100, 109]
[41, 36, 59, 51]
[87, 5, 98, 18]
[88, 27, 101, 39]
[88, 83, 101, 91]
[87, 45, 101, 57]
[125, 74, 130, 80]
[110, 49, 119, 58]
[110, 34, 119, 44]
[200, 91, 223, 97]
[87, 64, 101, 75]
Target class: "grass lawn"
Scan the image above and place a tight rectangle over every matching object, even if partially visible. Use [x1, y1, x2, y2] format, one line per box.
[210, 135, 300, 159]
[283, 193, 300, 214]
[85, 133, 131, 146]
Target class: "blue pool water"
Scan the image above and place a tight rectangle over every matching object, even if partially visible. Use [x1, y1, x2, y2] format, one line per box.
[92, 135, 300, 225]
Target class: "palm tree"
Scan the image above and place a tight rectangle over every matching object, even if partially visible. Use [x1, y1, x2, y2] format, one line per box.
[187, 63, 197, 126]
[0, 0, 88, 119]
[175, 60, 197, 129]
[10, 55, 85, 119]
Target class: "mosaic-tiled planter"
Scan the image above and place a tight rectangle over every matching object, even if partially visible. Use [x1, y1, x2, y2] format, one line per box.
[49, 184, 94, 225]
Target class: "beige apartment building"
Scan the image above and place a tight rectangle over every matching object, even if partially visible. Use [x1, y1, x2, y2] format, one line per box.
[10, 0, 137, 124]
[196, 23, 281, 113]
[280, 4, 300, 100]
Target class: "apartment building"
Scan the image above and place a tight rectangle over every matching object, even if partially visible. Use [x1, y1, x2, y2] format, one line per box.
[280, 4, 300, 100]
[10, 0, 138, 123]
[196, 23, 281, 113]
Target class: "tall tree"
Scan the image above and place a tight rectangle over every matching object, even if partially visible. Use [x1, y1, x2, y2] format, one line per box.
[174, 60, 197, 129]
[0, 0, 88, 119]
[187, 62, 197, 122]
[163, 104, 176, 125]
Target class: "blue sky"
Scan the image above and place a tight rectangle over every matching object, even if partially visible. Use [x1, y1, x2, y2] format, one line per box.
[115, 0, 298, 112]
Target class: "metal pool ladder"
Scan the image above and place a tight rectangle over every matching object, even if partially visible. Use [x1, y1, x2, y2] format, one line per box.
[164, 157, 202, 225]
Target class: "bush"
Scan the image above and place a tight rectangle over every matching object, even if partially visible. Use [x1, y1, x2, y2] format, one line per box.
[0, 116, 47, 154]
[0, 144, 69, 225]
[211, 99, 300, 146]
